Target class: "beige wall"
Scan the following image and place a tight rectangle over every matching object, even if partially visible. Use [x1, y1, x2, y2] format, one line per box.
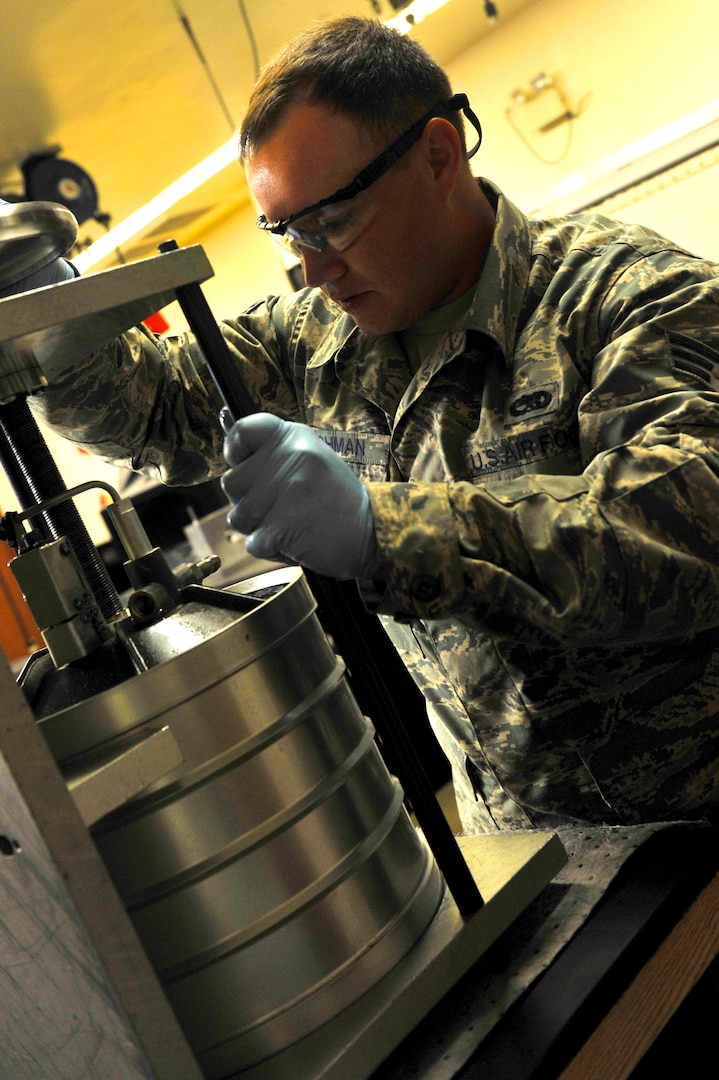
[165, 200, 290, 327]
[450, 0, 718, 205]
[449, 0, 719, 258]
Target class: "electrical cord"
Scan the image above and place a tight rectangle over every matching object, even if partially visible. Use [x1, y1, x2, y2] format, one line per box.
[505, 89, 591, 166]
[174, 2, 238, 132]
[173, 0, 263, 133]
[237, 0, 261, 81]
[504, 102, 574, 165]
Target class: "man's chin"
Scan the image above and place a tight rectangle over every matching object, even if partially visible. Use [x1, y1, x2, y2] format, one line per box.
[349, 305, 412, 336]
[329, 289, 421, 335]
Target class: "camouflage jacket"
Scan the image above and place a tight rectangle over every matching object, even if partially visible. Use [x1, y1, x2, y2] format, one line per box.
[34, 180, 719, 832]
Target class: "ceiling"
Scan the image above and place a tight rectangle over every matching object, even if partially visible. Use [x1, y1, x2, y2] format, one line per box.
[0, 0, 537, 265]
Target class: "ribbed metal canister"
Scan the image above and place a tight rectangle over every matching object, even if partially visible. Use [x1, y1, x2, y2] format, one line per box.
[37, 568, 443, 1077]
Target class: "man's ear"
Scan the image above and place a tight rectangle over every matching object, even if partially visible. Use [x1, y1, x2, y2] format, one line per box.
[423, 116, 464, 188]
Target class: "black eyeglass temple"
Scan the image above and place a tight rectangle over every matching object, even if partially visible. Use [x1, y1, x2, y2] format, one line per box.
[447, 93, 483, 159]
[257, 92, 482, 234]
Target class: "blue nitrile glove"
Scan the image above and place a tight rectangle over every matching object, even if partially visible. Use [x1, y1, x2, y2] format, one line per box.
[0, 254, 77, 297]
[222, 413, 383, 580]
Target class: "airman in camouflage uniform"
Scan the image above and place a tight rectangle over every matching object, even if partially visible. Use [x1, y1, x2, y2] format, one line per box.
[29, 18, 719, 833]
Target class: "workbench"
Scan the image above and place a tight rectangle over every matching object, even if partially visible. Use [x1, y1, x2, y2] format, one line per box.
[374, 819, 719, 1080]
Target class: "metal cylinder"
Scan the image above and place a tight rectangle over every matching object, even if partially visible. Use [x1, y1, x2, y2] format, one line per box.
[0, 200, 77, 289]
[37, 568, 443, 1077]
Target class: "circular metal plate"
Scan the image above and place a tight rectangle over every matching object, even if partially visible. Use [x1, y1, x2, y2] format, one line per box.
[0, 201, 78, 288]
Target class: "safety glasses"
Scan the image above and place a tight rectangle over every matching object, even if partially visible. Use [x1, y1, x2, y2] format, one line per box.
[256, 93, 482, 256]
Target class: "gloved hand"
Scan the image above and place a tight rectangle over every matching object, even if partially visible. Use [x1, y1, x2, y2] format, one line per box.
[222, 413, 384, 580]
[0, 255, 76, 298]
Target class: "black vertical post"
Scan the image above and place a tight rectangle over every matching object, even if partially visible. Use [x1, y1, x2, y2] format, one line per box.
[159, 240, 483, 916]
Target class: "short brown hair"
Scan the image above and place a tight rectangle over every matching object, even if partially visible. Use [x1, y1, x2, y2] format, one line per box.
[239, 16, 463, 161]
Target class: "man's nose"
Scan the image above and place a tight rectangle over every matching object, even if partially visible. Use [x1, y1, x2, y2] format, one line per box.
[300, 247, 345, 288]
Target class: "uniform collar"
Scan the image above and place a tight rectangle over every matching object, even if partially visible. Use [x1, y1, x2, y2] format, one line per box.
[305, 178, 532, 371]
[462, 178, 532, 366]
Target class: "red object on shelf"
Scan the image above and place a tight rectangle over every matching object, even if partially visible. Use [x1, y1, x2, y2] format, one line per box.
[0, 533, 43, 663]
[142, 311, 171, 334]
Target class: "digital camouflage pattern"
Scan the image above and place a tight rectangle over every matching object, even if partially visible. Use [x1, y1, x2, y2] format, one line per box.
[32, 180, 719, 833]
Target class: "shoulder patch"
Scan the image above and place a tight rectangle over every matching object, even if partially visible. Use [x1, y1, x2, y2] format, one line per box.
[505, 381, 558, 425]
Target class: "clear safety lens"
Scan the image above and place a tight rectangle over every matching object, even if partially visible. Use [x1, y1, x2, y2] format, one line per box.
[281, 192, 380, 256]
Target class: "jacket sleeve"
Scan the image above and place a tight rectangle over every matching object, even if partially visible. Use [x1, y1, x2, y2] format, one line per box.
[29, 295, 304, 486]
[364, 265, 719, 648]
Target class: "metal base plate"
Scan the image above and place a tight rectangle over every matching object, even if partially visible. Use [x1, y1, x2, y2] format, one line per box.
[0, 245, 213, 400]
[236, 830, 567, 1080]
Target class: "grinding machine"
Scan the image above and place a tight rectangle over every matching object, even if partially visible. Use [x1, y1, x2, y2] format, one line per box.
[0, 202, 566, 1079]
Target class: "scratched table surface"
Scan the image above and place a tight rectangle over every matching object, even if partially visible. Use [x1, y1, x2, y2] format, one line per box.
[371, 820, 714, 1079]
